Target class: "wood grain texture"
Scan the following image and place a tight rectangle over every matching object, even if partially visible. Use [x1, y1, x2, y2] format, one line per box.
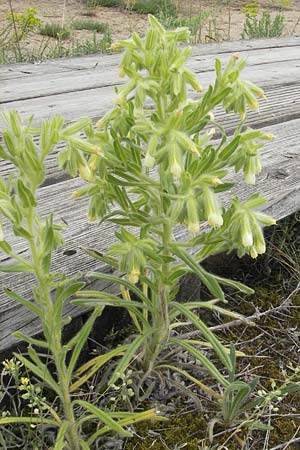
[1, 36, 300, 82]
[1, 38, 300, 351]
[2, 44, 300, 104]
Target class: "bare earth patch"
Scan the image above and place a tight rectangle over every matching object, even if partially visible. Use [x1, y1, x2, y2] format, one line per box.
[1, 0, 300, 59]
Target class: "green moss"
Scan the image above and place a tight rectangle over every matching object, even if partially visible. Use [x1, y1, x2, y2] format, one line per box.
[124, 410, 208, 450]
[269, 417, 300, 447]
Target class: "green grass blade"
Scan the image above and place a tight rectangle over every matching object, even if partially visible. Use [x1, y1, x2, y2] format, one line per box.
[71, 345, 128, 392]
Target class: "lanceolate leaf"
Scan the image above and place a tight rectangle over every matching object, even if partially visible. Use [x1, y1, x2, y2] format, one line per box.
[171, 338, 229, 387]
[0, 416, 58, 426]
[3, 288, 43, 319]
[67, 306, 103, 379]
[73, 400, 132, 437]
[55, 281, 85, 305]
[88, 409, 163, 443]
[157, 364, 220, 399]
[109, 334, 146, 385]
[0, 262, 34, 272]
[172, 302, 232, 371]
[213, 275, 254, 294]
[13, 332, 49, 349]
[81, 248, 119, 268]
[15, 351, 60, 395]
[72, 295, 148, 327]
[87, 272, 153, 309]
[222, 381, 252, 424]
[79, 440, 91, 450]
[71, 345, 128, 392]
[53, 422, 68, 450]
[169, 245, 225, 301]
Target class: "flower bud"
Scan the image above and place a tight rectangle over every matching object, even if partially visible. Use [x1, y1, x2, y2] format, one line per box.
[203, 186, 223, 228]
[175, 131, 200, 156]
[78, 162, 95, 182]
[207, 128, 215, 138]
[244, 156, 256, 185]
[211, 177, 222, 186]
[241, 215, 253, 247]
[169, 143, 182, 179]
[255, 212, 276, 226]
[144, 135, 158, 168]
[252, 221, 266, 255]
[187, 193, 199, 234]
[244, 172, 256, 185]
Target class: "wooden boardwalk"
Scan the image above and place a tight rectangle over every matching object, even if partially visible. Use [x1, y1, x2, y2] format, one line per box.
[1, 37, 300, 351]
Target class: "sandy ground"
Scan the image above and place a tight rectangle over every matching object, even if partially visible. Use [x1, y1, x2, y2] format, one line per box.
[1, 0, 300, 58]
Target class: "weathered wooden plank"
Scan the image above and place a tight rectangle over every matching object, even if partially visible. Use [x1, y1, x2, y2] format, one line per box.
[1, 80, 300, 190]
[2, 58, 300, 130]
[2, 36, 300, 82]
[2, 43, 300, 104]
[1, 116, 300, 350]
[1, 37, 300, 351]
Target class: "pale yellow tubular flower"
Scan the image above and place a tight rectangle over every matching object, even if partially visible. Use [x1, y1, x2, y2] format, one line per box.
[78, 163, 95, 182]
[241, 215, 253, 247]
[253, 221, 266, 255]
[211, 177, 222, 186]
[144, 153, 155, 168]
[244, 172, 256, 185]
[128, 266, 140, 284]
[250, 247, 258, 258]
[208, 212, 223, 228]
[203, 186, 223, 228]
[169, 143, 182, 179]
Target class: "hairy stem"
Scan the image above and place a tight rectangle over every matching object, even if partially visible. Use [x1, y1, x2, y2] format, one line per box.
[142, 219, 172, 372]
[26, 209, 80, 450]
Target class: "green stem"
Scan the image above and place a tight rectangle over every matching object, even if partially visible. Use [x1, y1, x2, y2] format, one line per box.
[142, 219, 172, 373]
[26, 208, 80, 450]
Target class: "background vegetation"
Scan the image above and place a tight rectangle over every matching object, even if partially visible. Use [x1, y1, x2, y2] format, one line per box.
[0, 0, 299, 64]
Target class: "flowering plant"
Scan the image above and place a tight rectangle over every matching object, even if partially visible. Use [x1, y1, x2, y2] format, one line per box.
[63, 16, 277, 392]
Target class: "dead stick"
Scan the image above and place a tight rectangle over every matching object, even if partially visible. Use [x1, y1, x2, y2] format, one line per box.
[178, 283, 300, 340]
